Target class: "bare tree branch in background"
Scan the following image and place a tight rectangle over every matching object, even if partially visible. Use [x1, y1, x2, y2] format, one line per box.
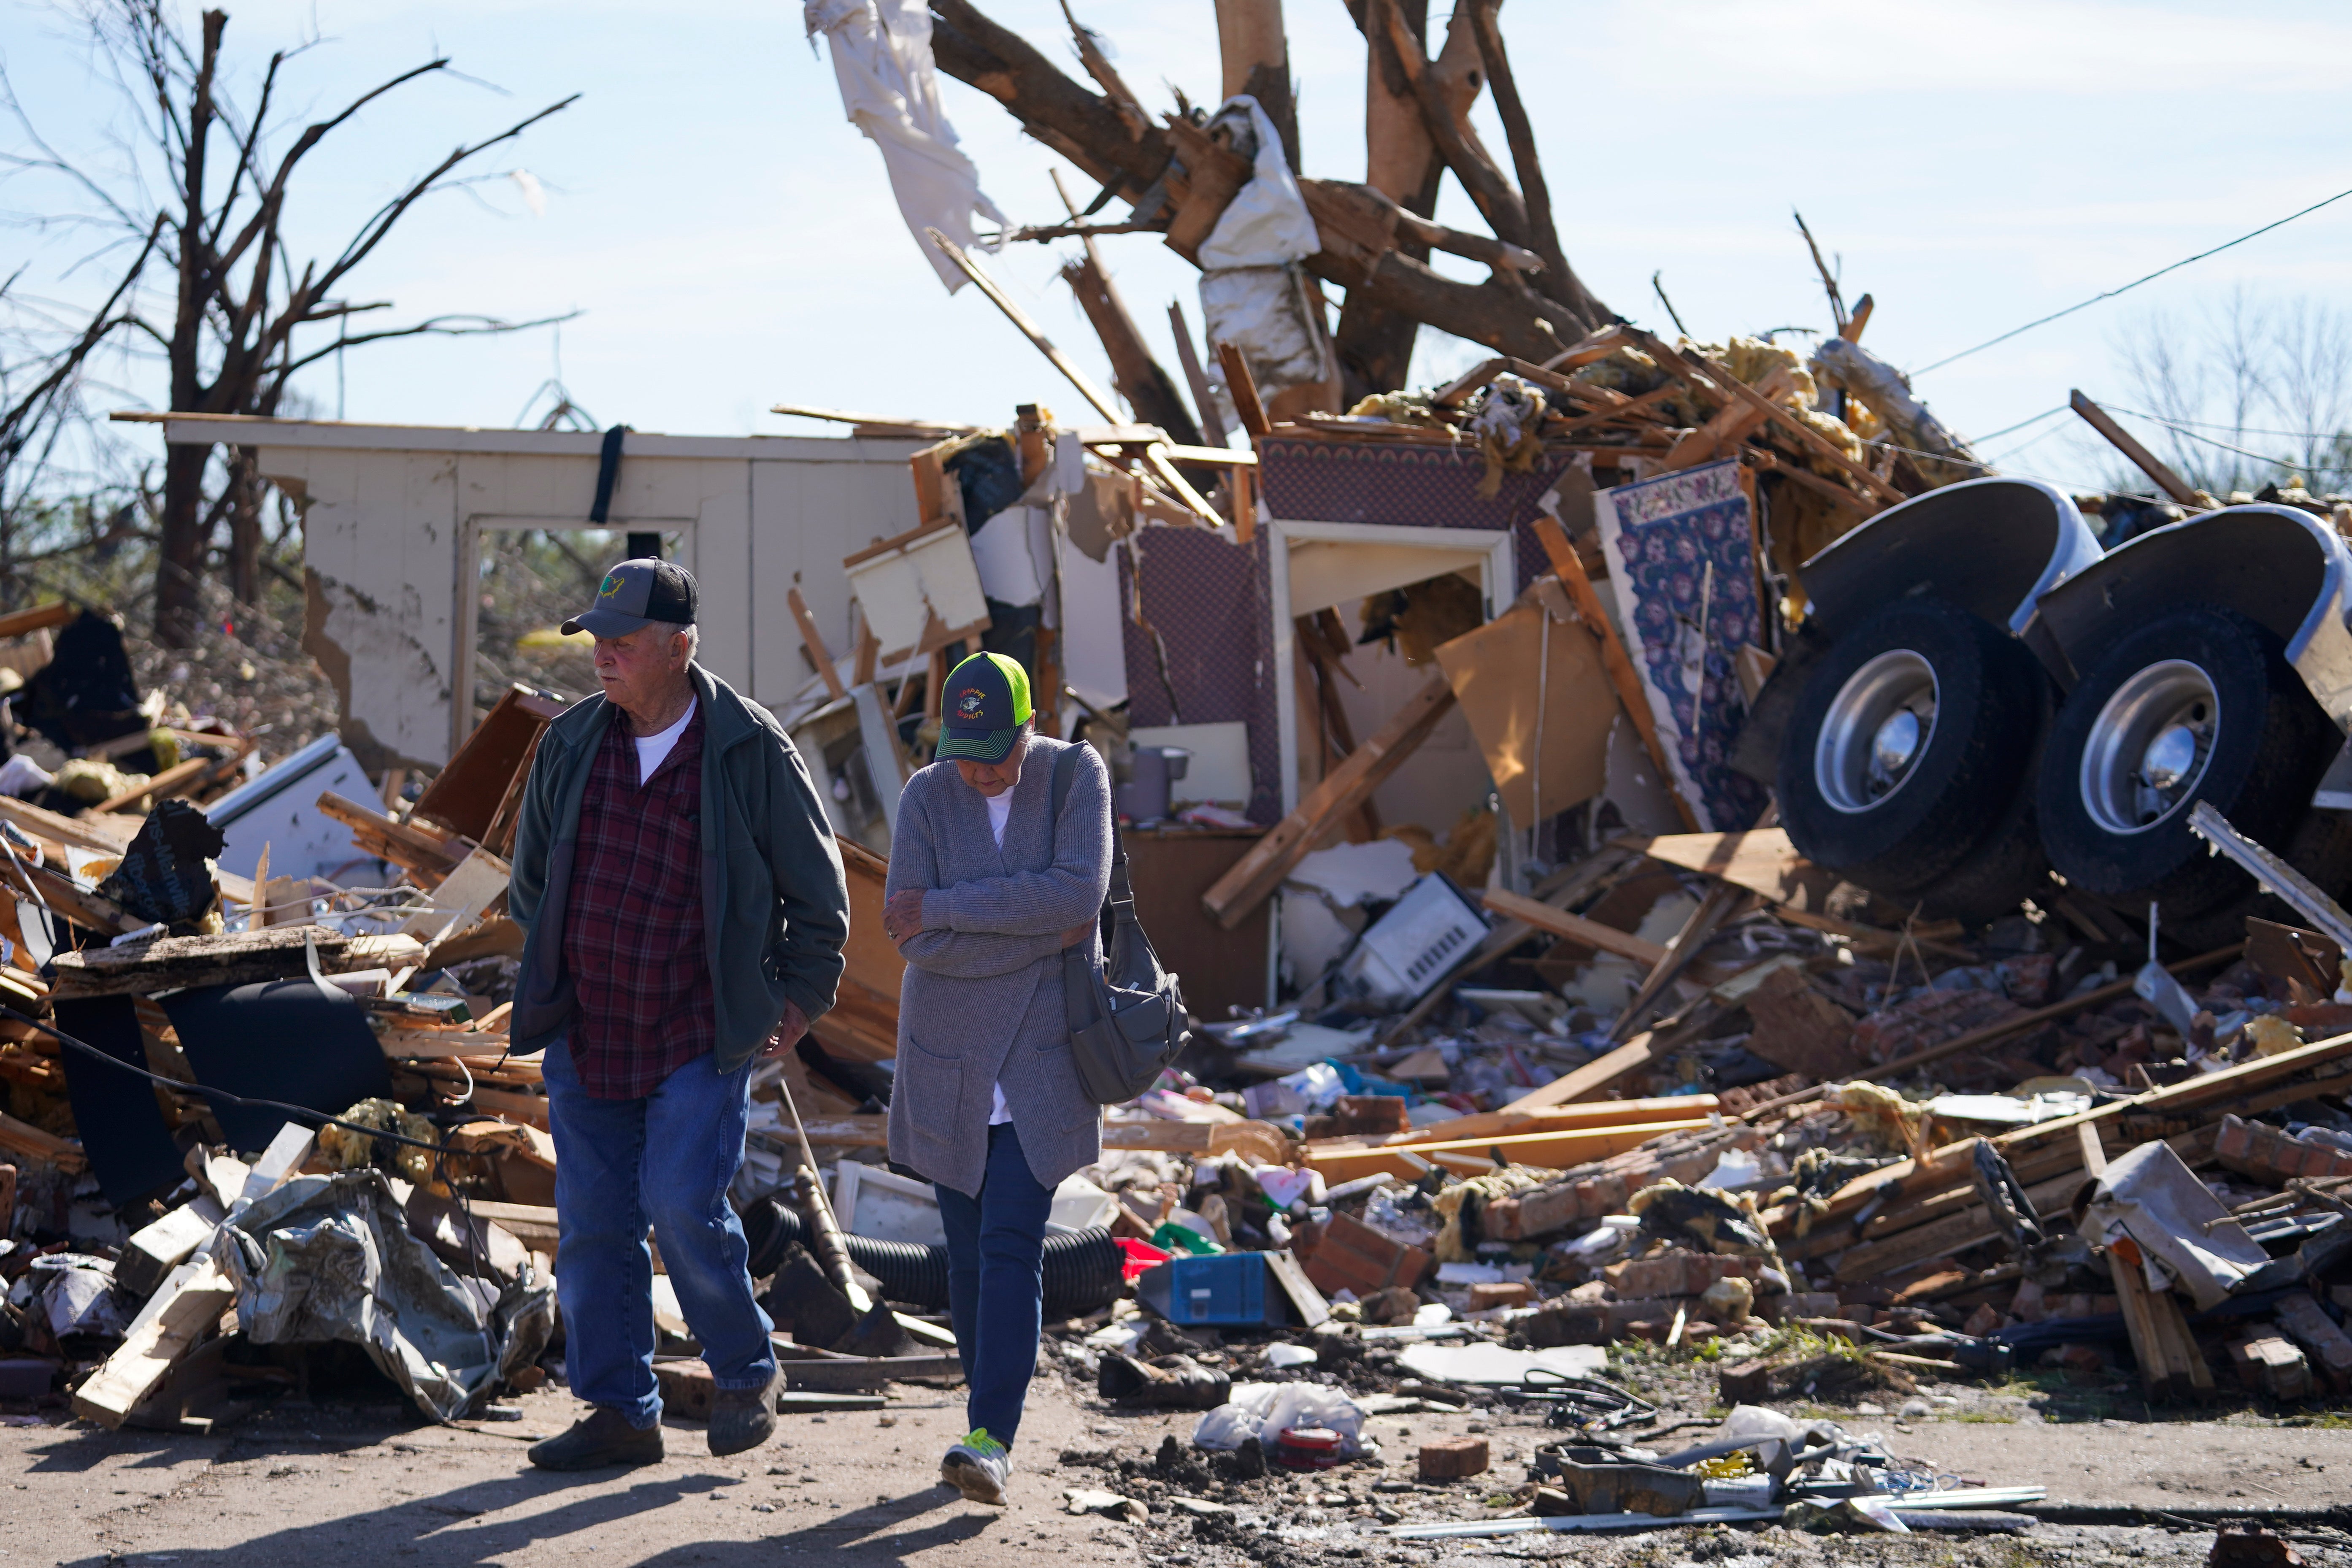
[0, 3, 577, 643]
[2113, 291, 2352, 497]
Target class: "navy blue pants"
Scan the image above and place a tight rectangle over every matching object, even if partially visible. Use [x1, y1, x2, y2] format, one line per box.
[932, 1122, 1053, 1448]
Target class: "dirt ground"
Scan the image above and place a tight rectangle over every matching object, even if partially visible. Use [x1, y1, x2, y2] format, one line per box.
[9, 1365, 2352, 1568]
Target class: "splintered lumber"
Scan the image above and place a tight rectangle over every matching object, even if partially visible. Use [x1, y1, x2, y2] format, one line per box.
[5, 854, 141, 936]
[1202, 672, 1456, 928]
[92, 739, 257, 816]
[1480, 888, 1668, 966]
[780, 1353, 962, 1391]
[1496, 1029, 1670, 1114]
[376, 1027, 516, 1059]
[461, 1199, 560, 1251]
[465, 1086, 549, 1130]
[47, 926, 358, 999]
[2071, 390, 2201, 508]
[0, 601, 76, 641]
[1619, 827, 1842, 912]
[1363, 1096, 1720, 1150]
[72, 1254, 236, 1429]
[0, 1107, 84, 1171]
[1527, 515, 1698, 831]
[316, 792, 464, 880]
[1626, 328, 1903, 508]
[794, 1114, 889, 1147]
[1302, 1117, 1711, 1184]
[117, 1198, 225, 1298]
[787, 587, 848, 703]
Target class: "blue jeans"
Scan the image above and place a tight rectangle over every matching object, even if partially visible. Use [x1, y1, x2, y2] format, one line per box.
[933, 1122, 1053, 1449]
[542, 1038, 776, 1427]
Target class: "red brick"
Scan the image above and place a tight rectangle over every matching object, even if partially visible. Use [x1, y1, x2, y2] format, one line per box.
[1419, 1436, 1490, 1480]
[1301, 1211, 1430, 1300]
[1469, 1280, 1534, 1310]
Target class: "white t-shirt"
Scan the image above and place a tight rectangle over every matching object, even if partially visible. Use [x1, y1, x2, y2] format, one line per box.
[986, 786, 1014, 1126]
[634, 700, 696, 781]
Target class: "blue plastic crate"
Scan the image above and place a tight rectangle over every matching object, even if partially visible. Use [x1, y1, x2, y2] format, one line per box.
[1166, 1252, 1267, 1326]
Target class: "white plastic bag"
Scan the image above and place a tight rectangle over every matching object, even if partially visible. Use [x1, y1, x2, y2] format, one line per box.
[1191, 1379, 1369, 1454]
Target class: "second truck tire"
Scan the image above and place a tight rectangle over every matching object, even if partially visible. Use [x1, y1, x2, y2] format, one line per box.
[2037, 606, 2339, 920]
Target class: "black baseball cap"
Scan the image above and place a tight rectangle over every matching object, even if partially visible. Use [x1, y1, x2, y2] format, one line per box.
[936, 652, 1033, 764]
[561, 558, 697, 638]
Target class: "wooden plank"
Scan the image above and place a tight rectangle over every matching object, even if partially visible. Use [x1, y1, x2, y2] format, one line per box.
[6, 854, 142, 936]
[780, 1353, 961, 1391]
[1480, 888, 1669, 966]
[466, 1086, 549, 1130]
[1529, 514, 1699, 830]
[0, 1107, 84, 1171]
[377, 1027, 516, 1059]
[1363, 1096, 1722, 1150]
[1101, 1118, 1295, 1167]
[1200, 673, 1456, 929]
[1302, 1118, 1713, 1185]
[92, 739, 256, 816]
[48, 925, 354, 1000]
[72, 1255, 236, 1429]
[787, 588, 848, 704]
[0, 601, 75, 641]
[1216, 339, 1271, 438]
[316, 792, 462, 878]
[1497, 1032, 1670, 1113]
[2070, 390, 2201, 507]
[1618, 826, 1842, 912]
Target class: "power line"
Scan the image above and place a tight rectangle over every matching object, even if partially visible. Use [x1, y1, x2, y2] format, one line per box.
[2107, 405, 2351, 443]
[1912, 181, 2352, 377]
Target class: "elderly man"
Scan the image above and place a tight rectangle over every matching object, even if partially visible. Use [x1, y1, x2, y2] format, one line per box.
[508, 558, 849, 1471]
[881, 651, 1111, 1506]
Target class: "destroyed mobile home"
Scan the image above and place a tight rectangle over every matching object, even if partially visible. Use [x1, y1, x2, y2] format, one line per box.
[0, 0, 2349, 1551]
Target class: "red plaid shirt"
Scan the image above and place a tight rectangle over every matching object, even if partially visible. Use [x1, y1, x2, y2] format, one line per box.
[561, 703, 716, 1098]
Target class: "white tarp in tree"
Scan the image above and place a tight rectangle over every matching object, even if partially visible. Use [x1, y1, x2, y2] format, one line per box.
[806, 0, 1006, 292]
[1195, 96, 1332, 399]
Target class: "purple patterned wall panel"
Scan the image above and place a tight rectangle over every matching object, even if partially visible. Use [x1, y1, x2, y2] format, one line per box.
[1118, 526, 1284, 823]
[1256, 436, 1580, 595]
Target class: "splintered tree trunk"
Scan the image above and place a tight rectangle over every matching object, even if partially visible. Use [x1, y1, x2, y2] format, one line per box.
[155, 442, 212, 648]
[1059, 252, 1204, 446]
[1336, 0, 1447, 400]
[1214, 0, 1298, 174]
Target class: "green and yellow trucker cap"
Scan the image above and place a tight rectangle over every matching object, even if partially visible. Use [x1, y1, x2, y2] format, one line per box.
[936, 652, 1033, 764]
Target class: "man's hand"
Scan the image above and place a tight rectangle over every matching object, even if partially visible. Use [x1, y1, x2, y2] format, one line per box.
[882, 888, 925, 946]
[760, 1001, 810, 1059]
[1061, 921, 1094, 949]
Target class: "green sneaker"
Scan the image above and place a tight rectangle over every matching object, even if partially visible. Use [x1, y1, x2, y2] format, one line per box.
[940, 1427, 1011, 1505]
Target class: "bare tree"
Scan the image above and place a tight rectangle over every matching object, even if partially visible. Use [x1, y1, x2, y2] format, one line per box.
[2111, 290, 2352, 497]
[0, 3, 576, 643]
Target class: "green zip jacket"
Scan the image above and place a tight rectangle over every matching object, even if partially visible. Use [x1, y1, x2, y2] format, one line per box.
[506, 663, 849, 1072]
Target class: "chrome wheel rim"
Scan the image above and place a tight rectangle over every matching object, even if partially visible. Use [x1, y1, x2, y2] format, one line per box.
[2078, 659, 2220, 835]
[1815, 650, 1939, 814]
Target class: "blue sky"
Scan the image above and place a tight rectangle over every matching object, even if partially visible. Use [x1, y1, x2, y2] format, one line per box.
[9, 0, 2352, 492]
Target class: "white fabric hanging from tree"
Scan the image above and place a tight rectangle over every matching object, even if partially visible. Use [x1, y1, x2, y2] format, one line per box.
[806, 0, 1006, 292]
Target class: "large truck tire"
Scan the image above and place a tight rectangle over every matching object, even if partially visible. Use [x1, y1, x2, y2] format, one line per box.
[1779, 597, 2052, 905]
[2036, 606, 2341, 922]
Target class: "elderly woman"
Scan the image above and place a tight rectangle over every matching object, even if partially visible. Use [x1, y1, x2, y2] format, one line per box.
[881, 651, 1111, 1507]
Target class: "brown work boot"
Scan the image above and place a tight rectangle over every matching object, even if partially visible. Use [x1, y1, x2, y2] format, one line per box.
[528, 1407, 664, 1471]
[708, 1367, 780, 1457]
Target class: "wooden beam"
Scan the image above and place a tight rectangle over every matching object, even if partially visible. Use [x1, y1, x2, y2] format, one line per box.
[1529, 514, 1700, 830]
[72, 1255, 235, 1429]
[0, 601, 74, 641]
[1216, 339, 1271, 437]
[1303, 1117, 1712, 1184]
[1167, 301, 1231, 448]
[1200, 673, 1455, 929]
[2070, 390, 2201, 507]
[1480, 887, 1668, 966]
[787, 588, 847, 703]
[316, 792, 462, 879]
[1497, 1030, 1671, 1113]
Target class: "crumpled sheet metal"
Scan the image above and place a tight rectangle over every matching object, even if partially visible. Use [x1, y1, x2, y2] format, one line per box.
[2076, 1138, 2268, 1312]
[216, 1169, 553, 1423]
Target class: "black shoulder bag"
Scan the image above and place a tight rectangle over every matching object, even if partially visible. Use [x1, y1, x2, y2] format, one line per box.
[1049, 743, 1190, 1103]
